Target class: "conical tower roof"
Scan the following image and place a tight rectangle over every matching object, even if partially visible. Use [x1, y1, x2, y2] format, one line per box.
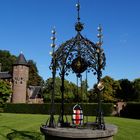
[14, 53, 28, 66]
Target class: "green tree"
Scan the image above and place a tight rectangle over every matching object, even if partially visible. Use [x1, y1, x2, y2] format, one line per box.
[80, 80, 89, 102]
[43, 77, 78, 103]
[133, 78, 140, 102]
[0, 50, 16, 72]
[101, 76, 120, 102]
[27, 60, 43, 86]
[0, 50, 43, 86]
[63, 80, 75, 103]
[87, 88, 98, 103]
[43, 77, 61, 102]
[117, 79, 134, 101]
[0, 80, 12, 106]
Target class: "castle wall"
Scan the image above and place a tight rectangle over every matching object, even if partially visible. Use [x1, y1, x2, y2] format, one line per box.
[12, 65, 29, 103]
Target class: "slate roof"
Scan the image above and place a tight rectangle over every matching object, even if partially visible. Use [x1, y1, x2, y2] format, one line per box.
[0, 72, 12, 79]
[28, 86, 42, 99]
[14, 53, 28, 66]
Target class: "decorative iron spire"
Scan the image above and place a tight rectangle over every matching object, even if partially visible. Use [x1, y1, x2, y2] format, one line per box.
[76, 0, 80, 22]
[75, 0, 84, 32]
[50, 27, 57, 57]
[50, 27, 56, 49]
[97, 24, 103, 47]
[48, 27, 57, 128]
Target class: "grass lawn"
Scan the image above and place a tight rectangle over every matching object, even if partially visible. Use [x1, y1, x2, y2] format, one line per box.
[0, 113, 140, 140]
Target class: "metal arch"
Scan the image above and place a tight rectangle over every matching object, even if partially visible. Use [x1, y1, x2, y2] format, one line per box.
[49, 29, 106, 128]
[52, 32, 106, 75]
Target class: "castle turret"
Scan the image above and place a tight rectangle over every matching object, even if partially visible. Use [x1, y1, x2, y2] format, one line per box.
[12, 53, 29, 103]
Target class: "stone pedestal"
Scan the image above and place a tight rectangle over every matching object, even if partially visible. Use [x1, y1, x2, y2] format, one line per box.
[40, 124, 117, 140]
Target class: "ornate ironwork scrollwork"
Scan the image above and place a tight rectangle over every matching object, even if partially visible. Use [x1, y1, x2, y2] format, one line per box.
[71, 56, 88, 74]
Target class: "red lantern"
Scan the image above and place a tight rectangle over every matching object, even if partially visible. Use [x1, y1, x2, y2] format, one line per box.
[72, 104, 83, 126]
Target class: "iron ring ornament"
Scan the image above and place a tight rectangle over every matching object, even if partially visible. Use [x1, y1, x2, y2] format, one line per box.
[75, 22, 84, 32]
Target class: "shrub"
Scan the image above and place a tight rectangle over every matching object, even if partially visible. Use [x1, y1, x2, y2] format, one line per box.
[0, 107, 3, 113]
[0, 104, 4, 112]
[4, 103, 114, 116]
[120, 102, 140, 119]
[4, 103, 59, 114]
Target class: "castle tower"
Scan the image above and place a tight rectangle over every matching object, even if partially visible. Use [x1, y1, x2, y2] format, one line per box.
[12, 53, 29, 103]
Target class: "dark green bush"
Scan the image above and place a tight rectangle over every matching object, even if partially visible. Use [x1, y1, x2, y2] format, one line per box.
[0, 104, 5, 112]
[4, 103, 60, 114]
[0, 107, 3, 112]
[120, 102, 140, 119]
[4, 103, 113, 116]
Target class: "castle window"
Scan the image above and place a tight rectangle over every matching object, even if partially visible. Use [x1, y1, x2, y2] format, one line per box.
[20, 81, 23, 84]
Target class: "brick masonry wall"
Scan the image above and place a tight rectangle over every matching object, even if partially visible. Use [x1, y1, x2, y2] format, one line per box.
[12, 65, 29, 103]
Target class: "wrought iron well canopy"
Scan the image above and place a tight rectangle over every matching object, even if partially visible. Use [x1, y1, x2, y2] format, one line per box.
[49, 0, 106, 130]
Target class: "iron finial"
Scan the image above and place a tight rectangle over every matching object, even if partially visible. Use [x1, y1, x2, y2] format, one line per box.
[96, 24, 103, 47]
[75, 0, 84, 32]
[50, 26, 57, 49]
[76, 0, 80, 22]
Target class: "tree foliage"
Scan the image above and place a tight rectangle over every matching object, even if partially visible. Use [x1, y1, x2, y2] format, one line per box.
[0, 50, 43, 86]
[88, 76, 121, 103]
[0, 50, 16, 72]
[1, 50, 140, 103]
[80, 80, 89, 102]
[43, 76, 140, 103]
[43, 77, 76, 103]
[87, 88, 98, 103]
[27, 60, 43, 86]
[116, 79, 134, 101]
[100, 76, 120, 102]
[0, 80, 12, 105]
[43, 77, 89, 103]
[133, 78, 140, 102]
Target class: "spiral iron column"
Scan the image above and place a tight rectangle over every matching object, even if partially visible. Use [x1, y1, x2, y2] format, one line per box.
[60, 67, 65, 126]
[96, 49, 105, 129]
[48, 28, 57, 128]
[95, 25, 105, 130]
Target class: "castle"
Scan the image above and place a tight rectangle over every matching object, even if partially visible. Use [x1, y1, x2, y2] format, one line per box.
[0, 53, 43, 103]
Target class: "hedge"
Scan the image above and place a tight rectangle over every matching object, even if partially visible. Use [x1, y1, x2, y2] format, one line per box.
[0, 104, 4, 112]
[4, 103, 114, 116]
[120, 102, 140, 119]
